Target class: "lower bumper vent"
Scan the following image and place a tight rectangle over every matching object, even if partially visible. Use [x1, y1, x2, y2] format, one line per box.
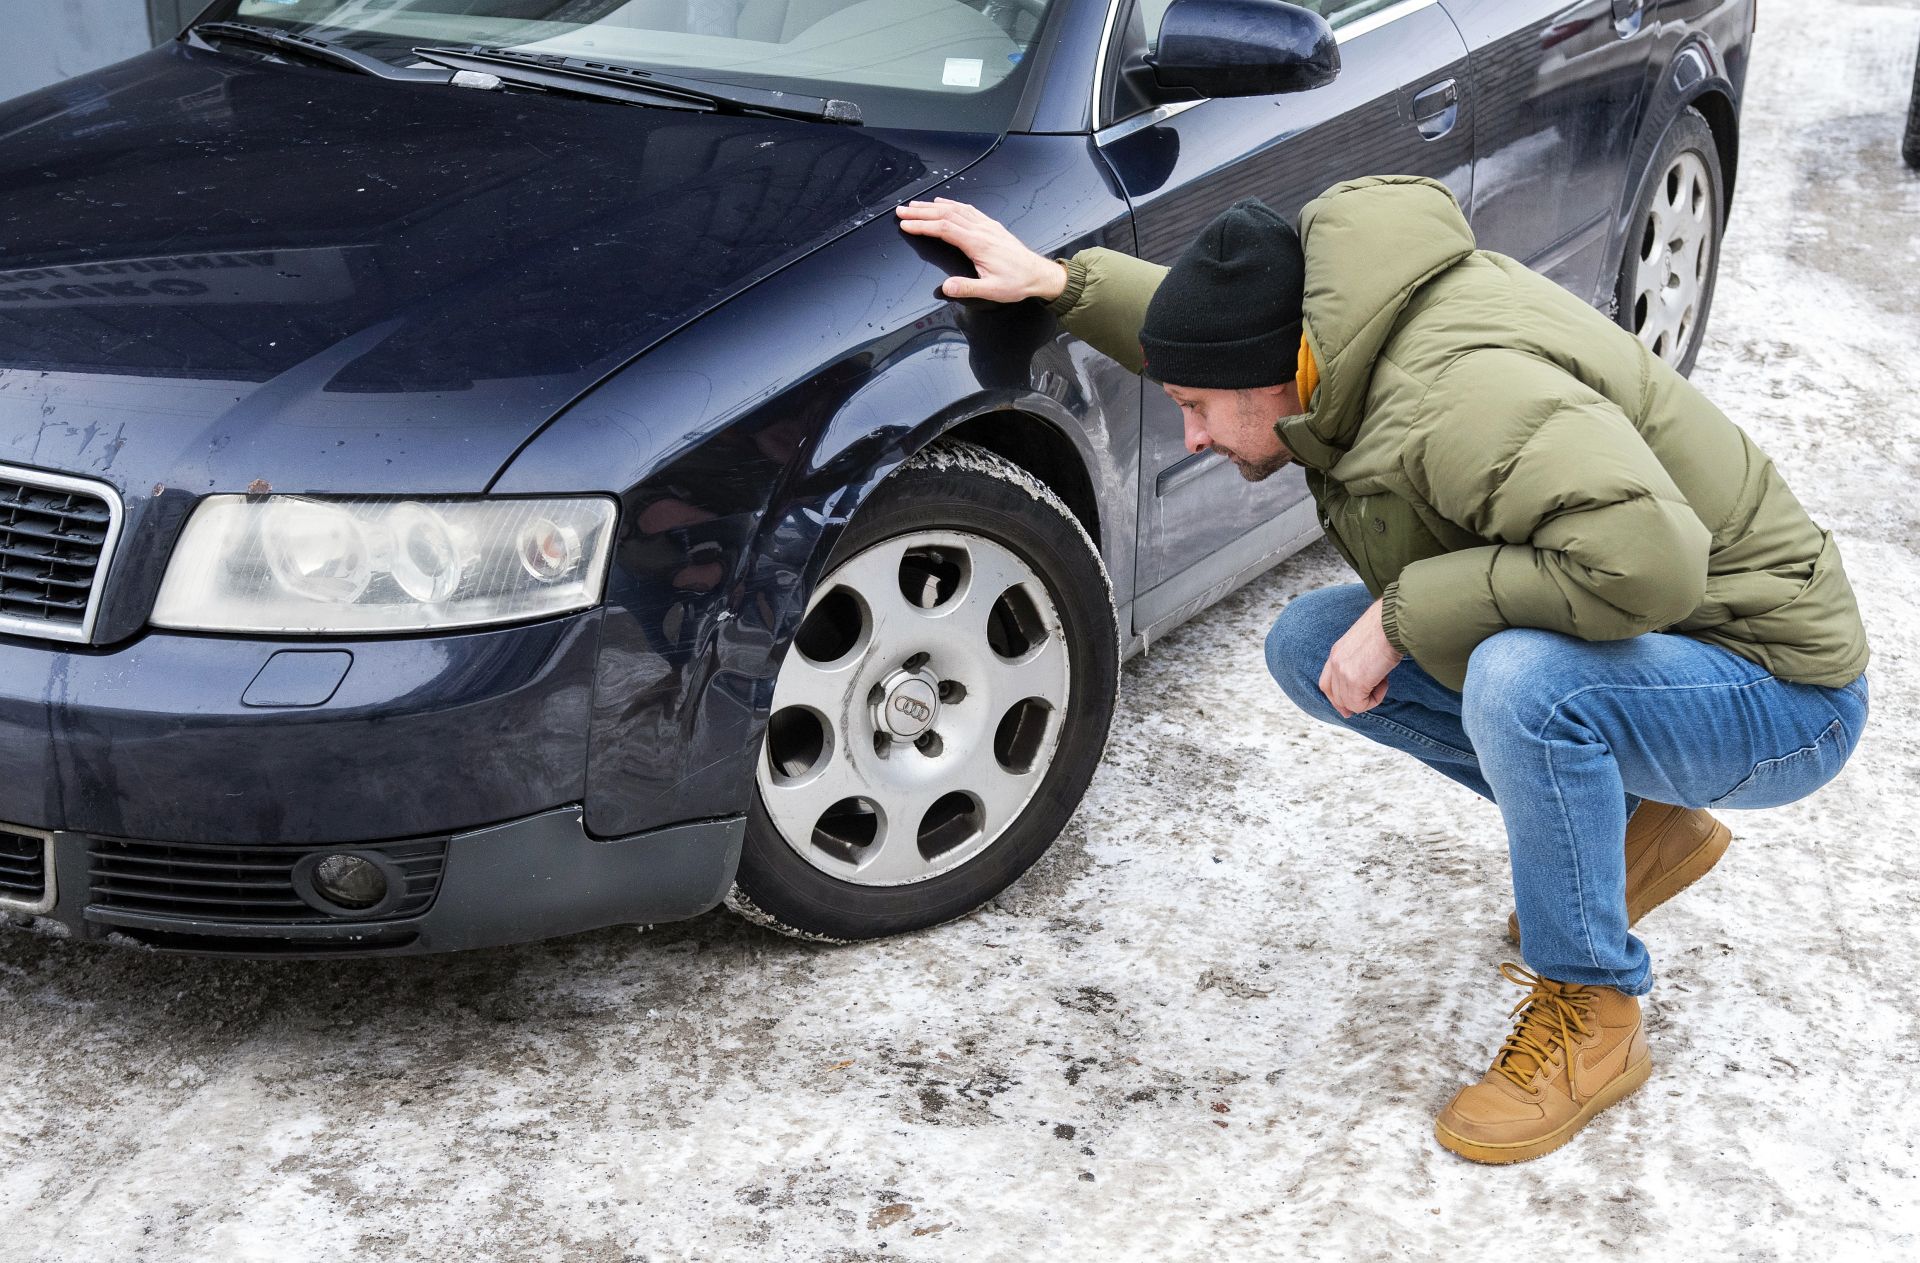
[87, 836, 447, 926]
[0, 828, 51, 912]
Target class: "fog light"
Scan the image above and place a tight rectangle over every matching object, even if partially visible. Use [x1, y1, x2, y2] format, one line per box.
[314, 854, 387, 908]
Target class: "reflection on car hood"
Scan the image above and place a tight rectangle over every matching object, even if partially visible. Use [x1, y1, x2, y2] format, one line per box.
[0, 43, 993, 494]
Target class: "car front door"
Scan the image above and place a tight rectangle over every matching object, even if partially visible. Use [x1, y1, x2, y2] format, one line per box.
[1442, 0, 1657, 300]
[1094, 0, 1474, 641]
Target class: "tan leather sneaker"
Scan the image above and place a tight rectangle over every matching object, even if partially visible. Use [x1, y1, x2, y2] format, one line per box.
[1434, 964, 1652, 1164]
[1509, 802, 1733, 945]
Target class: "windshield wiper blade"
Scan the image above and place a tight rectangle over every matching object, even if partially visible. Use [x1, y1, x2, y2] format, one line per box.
[411, 47, 862, 125]
[190, 21, 455, 83]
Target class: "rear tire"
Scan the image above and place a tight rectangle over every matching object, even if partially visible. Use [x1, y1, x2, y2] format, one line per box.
[1615, 106, 1726, 377]
[1904, 39, 1920, 170]
[726, 441, 1119, 942]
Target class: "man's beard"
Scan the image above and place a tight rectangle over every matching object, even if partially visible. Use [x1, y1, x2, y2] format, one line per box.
[1226, 389, 1292, 481]
[1230, 451, 1291, 482]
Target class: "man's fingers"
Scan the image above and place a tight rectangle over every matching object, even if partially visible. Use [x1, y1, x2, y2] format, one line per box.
[1317, 662, 1350, 718]
[940, 276, 989, 299]
[898, 212, 988, 254]
[896, 215, 954, 238]
[895, 201, 945, 220]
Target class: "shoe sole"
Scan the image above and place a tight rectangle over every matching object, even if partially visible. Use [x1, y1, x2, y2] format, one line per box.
[1433, 1054, 1653, 1165]
[1506, 817, 1734, 946]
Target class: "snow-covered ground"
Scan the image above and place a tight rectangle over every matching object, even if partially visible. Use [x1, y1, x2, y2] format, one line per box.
[4, 3, 1918, 1258]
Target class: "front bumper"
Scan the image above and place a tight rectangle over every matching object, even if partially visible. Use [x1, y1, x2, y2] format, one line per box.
[4, 807, 744, 956]
[0, 614, 745, 955]
[0, 614, 605, 844]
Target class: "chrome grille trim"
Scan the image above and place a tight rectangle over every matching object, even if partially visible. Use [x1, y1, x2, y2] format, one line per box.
[0, 462, 124, 645]
[0, 824, 56, 916]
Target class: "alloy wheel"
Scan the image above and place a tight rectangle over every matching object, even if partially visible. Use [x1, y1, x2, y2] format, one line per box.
[756, 529, 1071, 887]
[1628, 150, 1716, 367]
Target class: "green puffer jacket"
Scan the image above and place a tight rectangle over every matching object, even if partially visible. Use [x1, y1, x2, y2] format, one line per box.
[1048, 175, 1868, 691]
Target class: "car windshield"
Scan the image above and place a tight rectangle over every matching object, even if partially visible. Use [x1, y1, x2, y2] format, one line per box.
[204, 0, 1060, 131]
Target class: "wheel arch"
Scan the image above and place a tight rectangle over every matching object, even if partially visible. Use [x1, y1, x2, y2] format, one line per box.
[1687, 85, 1740, 212]
[938, 408, 1104, 551]
[1603, 37, 1743, 308]
[603, 324, 1132, 843]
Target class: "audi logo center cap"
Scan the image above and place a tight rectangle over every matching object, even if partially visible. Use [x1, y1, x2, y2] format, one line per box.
[884, 678, 938, 739]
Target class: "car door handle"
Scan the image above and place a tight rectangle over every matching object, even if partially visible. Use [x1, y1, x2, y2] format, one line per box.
[1156, 449, 1223, 497]
[1610, 0, 1645, 36]
[1410, 78, 1459, 141]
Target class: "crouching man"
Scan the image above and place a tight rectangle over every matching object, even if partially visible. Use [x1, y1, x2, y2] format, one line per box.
[898, 178, 1870, 1163]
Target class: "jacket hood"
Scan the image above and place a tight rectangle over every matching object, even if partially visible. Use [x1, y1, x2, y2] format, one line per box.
[0, 43, 992, 496]
[1277, 175, 1475, 471]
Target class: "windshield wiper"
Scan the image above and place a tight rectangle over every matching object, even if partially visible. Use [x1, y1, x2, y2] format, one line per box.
[411, 47, 863, 125]
[189, 20, 455, 83]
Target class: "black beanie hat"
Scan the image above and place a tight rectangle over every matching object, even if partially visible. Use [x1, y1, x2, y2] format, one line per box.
[1139, 198, 1305, 389]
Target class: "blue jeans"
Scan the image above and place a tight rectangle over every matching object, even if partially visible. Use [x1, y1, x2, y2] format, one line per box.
[1264, 584, 1870, 995]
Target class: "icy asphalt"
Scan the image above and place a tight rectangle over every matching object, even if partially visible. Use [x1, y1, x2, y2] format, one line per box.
[3, 3, 1917, 1259]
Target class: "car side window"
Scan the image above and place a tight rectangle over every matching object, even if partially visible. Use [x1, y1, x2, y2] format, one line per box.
[1138, 0, 1405, 48]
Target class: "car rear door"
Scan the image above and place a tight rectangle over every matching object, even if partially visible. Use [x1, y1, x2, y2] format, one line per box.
[1441, 0, 1656, 300]
[1093, 0, 1474, 641]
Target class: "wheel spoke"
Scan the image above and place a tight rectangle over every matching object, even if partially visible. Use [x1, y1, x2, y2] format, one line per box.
[982, 633, 1070, 713]
[770, 651, 859, 720]
[964, 539, 1033, 612]
[906, 538, 1039, 679]
[822, 536, 924, 659]
[851, 783, 944, 884]
[759, 760, 857, 851]
[943, 538, 1033, 646]
[952, 730, 1046, 839]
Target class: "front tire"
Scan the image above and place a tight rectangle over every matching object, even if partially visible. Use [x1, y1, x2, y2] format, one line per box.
[1615, 106, 1726, 377]
[726, 441, 1119, 942]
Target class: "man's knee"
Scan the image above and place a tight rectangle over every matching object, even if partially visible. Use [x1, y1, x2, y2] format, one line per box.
[1460, 628, 1576, 740]
[1265, 584, 1372, 715]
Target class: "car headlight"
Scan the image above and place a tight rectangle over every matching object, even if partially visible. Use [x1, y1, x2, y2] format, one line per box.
[151, 496, 618, 634]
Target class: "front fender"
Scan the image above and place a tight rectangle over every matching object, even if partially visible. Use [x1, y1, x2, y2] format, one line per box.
[495, 134, 1137, 839]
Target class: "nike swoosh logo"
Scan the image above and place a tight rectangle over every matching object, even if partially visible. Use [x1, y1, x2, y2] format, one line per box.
[1576, 1025, 1643, 1085]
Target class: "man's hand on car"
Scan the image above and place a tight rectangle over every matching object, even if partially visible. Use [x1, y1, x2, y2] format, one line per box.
[1319, 598, 1403, 718]
[896, 199, 1068, 303]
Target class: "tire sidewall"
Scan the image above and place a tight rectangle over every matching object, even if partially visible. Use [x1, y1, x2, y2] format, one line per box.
[1615, 106, 1726, 378]
[734, 447, 1119, 940]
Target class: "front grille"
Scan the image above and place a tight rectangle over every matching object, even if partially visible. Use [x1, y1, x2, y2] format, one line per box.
[0, 466, 119, 641]
[87, 837, 447, 925]
[0, 828, 50, 910]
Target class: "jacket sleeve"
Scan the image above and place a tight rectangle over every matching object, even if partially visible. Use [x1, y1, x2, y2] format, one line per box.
[1045, 247, 1168, 376]
[1379, 349, 1711, 690]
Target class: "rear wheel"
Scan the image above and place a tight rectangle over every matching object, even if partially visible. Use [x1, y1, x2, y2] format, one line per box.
[727, 442, 1118, 941]
[1615, 107, 1725, 376]
[1904, 39, 1920, 169]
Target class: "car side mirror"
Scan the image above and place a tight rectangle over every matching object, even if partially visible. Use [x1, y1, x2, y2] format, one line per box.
[1147, 0, 1340, 99]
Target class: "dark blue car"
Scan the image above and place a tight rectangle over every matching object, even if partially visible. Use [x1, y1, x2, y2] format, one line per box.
[0, 0, 1748, 954]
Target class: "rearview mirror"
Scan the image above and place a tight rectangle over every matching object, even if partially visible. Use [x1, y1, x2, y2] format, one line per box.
[1148, 0, 1341, 98]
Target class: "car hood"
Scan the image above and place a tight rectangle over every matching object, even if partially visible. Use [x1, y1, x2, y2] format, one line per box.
[0, 43, 994, 496]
